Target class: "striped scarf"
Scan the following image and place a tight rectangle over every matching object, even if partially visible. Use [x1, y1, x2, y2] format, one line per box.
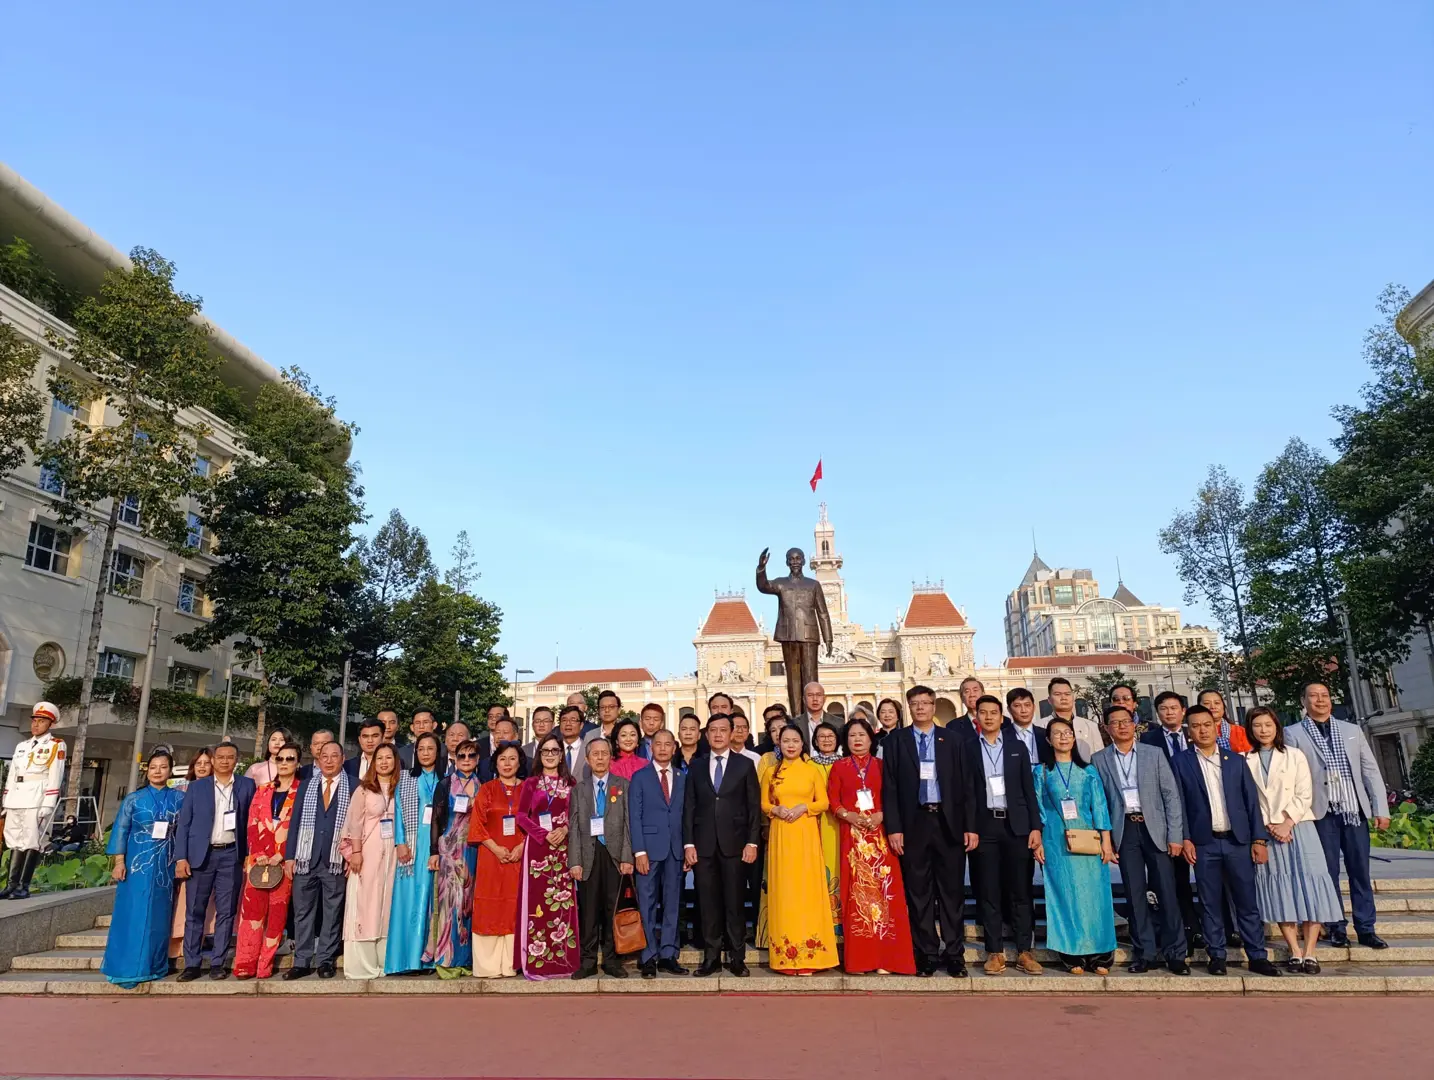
[1302, 716, 1362, 826]
[294, 770, 351, 875]
[395, 772, 420, 877]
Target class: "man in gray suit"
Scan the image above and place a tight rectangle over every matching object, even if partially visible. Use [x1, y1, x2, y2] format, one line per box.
[1092, 704, 1191, 975]
[569, 738, 635, 978]
[1284, 681, 1391, 950]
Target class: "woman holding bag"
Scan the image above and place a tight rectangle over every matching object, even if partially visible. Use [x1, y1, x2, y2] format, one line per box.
[232, 742, 300, 980]
[1032, 717, 1117, 974]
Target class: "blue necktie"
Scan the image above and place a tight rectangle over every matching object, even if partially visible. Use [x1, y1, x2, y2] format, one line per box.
[713, 755, 725, 790]
[596, 779, 607, 846]
[567, 744, 576, 773]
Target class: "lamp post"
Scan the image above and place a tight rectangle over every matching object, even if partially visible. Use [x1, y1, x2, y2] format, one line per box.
[512, 667, 533, 738]
[127, 601, 163, 795]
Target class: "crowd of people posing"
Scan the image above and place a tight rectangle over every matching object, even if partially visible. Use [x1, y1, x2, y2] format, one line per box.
[98, 675, 1391, 988]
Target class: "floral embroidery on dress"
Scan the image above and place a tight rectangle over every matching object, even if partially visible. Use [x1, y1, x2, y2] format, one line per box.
[845, 832, 897, 941]
[777, 935, 833, 964]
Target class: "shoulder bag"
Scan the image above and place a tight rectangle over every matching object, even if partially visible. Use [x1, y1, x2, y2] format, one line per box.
[1064, 828, 1102, 856]
[613, 872, 647, 955]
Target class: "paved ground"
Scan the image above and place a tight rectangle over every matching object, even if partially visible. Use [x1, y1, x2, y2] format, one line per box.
[3, 994, 1428, 1079]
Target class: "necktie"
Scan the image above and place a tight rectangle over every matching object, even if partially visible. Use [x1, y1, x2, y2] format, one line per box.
[713, 755, 725, 790]
[660, 768, 670, 803]
[567, 744, 576, 772]
[596, 780, 607, 846]
[323, 780, 333, 810]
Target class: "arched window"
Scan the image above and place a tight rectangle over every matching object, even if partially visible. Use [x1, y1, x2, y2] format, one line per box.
[822, 541, 829, 555]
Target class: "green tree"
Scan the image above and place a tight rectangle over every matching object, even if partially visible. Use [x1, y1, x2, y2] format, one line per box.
[1241, 437, 1354, 709]
[1175, 641, 1250, 705]
[42, 249, 222, 801]
[1327, 284, 1434, 682]
[349, 509, 435, 692]
[1159, 465, 1256, 693]
[1409, 738, 1434, 806]
[444, 529, 479, 594]
[177, 368, 364, 756]
[0, 236, 76, 321]
[1077, 669, 1139, 722]
[0, 320, 45, 477]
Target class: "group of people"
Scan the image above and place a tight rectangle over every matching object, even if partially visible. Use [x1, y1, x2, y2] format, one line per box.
[89, 674, 1391, 987]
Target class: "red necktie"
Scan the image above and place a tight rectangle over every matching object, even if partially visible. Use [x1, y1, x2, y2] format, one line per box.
[660, 768, 670, 803]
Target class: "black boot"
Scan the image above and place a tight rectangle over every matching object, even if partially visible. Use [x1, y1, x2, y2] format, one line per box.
[0, 853, 16, 899]
[8, 851, 38, 900]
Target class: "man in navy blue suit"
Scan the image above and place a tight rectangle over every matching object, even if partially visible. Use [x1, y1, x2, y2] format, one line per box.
[1170, 706, 1281, 979]
[174, 742, 256, 980]
[629, 729, 688, 978]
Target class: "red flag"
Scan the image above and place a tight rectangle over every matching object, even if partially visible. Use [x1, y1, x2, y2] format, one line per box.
[809, 459, 823, 492]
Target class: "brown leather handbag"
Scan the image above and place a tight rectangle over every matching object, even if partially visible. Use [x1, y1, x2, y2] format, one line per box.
[1064, 828, 1102, 856]
[247, 861, 284, 890]
[613, 872, 647, 955]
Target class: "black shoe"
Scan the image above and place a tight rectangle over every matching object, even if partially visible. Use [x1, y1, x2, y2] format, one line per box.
[693, 959, 722, 977]
[1167, 959, 1191, 976]
[1328, 929, 1351, 948]
[571, 965, 598, 980]
[602, 962, 628, 979]
[657, 958, 688, 976]
[728, 961, 750, 977]
[208, 966, 229, 981]
[1357, 933, 1389, 950]
[282, 966, 312, 981]
[914, 963, 935, 977]
[1207, 957, 1227, 976]
[176, 967, 202, 983]
[640, 961, 657, 980]
[1246, 958, 1281, 977]
[946, 959, 968, 978]
[1227, 932, 1243, 948]
[1188, 932, 1206, 952]
[1126, 959, 1150, 974]
[317, 962, 337, 979]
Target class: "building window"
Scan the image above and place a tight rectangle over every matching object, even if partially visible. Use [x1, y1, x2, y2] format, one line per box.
[193, 456, 211, 479]
[100, 651, 137, 679]
[37, 460, 65, 496]
[108, 551, 145, 596]
[119, 494, 141, 527]
[881, 657, 897, 672]
[769, 661, 786, 677]
[178, 576, 204, 615]
[185, 511, 205, 549]
[1053, 585, 1075, 606]
[25, 521, 72, 575]
[168, 665, 203, 694]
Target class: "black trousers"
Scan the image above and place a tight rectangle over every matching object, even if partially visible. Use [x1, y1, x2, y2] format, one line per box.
[1168, 852, 1199, 948]
[1118, 822, 1186, 962]
[744, 837, 764, 935]
[973, 825, 1034, 956]
[897, 807, 966, 965]
[292, 869, 345, 967]
[578, 851, 621, 969]
[694, 850, 747, 963]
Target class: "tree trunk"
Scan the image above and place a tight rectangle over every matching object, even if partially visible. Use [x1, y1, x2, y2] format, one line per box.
[66, 500, 120, 806]
[1219, 526, 1257, 696]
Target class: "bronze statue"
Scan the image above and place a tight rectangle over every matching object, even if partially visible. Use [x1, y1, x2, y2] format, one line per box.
[756, 547, 833, 714]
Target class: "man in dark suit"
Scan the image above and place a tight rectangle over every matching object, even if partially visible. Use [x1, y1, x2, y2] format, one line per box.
[568, 738, 634, 979]
[682, 713, 760, 977]
[479, 719, 529, 782]
[1004, 687, 1052, 767]
[297, 728, 335, 784]
[397, 708, 437, 770]
[883, 685, 977, 978]
[1139, 689, 1200, 949]
[174, 742, 256, 980]
[963, 695, 1042, 975]
[629, 729, 687, 978]
[1170, 706, 1281, 978]
[283, 741, 351, 979]
[345, 717, 385, 782]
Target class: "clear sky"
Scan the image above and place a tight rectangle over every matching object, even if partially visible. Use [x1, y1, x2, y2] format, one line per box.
[3, 3, 1431, 681]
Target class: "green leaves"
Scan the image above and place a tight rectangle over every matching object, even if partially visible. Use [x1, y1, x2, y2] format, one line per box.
[0, 319, 45, 476]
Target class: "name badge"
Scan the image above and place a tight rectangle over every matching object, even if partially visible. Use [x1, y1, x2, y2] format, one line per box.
[421, 806, 433, 825]
[502, 815, 517, 837]
[150, 820, 170, 840]
[987, 775, 1006, 799]
[454, 795, 470, 814]
[918, 761, 936, 781]
[380, 818, 394, 840]
[589, 816, 605, 837]
[855, 789, 875, 813]
[222, 811, 238, 832]
[1122, 789, 1141, 812]
[1060, 798, 1078, 821]
[538, 812, 553, 831]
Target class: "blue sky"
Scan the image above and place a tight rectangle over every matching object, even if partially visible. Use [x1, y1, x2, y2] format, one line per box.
[3, 3, 1431, 680]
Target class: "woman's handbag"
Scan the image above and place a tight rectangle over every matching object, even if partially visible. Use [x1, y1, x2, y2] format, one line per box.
[1064, 828, 1102, 856]
[247, 861, 284, 890]
[613, 872, 647, 955]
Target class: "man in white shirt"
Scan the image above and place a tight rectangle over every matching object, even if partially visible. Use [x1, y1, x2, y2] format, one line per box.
[1044, 677, 1103, 760]
[957, 677, 985, 734]
[1142, 691, 1190, 760]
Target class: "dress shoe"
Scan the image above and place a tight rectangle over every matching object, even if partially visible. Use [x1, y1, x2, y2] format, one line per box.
[317, 961, 337, 979]
[640, 960, 657, 980]
[946, 959, 968, 978]
[657, 958, 688, 976]
[1357, 933, 1389, 950]
[1206, 957, 1227, 976]
[282, 966, 312, 981]
[571, 965, 598, 980]
[208, 966, 229, 980]
[1167, 959, 1191, 976]
[983, 953, 1006, 975]
[727, 961, 750, 977]
[1015, 951, 1043, 975]
[1246, 958, 1281, 977]
[1327, 929, 1351, 948]
[692, 959, 722, 977]
[1226, 931, 1243, 948]
[176, 967, 202, 983]
[914, 964, 935, 977]
[602, 962, 628, 979]
[1188, 932, 1206, 952]
[1126, 959, 1150, 974]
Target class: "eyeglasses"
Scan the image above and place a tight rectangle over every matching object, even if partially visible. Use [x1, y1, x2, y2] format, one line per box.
[456, 752, 479, 760]
[540, 748, 562, 756]
[277, 756, 299, 764]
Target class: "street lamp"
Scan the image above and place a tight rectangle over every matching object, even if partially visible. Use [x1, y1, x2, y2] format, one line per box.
[511, 667, 533, 739]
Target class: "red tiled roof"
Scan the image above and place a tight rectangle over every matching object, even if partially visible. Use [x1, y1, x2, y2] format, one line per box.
[1005, 653, 1146, 669]
[536, 668, 656, 687]
[701, 599, 760, 635]
[903, 592, 966, 628]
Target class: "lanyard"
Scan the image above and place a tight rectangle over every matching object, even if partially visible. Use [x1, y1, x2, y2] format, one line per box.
[981, 738, 1003, 774]
[215, 781, 235, 816]
[1114, 749, 1137, 789]
[501, 782, 518, 817]
[1259, 751, 1274, 782]
[1054, 762, 1076, 799]
[853, 755, 872, 789]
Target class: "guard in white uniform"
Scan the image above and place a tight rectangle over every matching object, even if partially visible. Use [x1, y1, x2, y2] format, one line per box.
[1, 702, 67, 899]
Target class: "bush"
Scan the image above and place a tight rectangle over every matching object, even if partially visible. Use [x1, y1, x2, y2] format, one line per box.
[1370, 801, 1434, 851]
[1410, 738, 1434, 805]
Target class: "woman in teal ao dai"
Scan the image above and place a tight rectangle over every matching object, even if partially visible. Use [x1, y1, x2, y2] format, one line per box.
[1033, 717, 1117, 974]
[385, 733, 441, 974]
[102, 750, 185, 988]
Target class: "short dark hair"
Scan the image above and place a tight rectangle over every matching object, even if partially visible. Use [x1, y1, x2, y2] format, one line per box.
[1047, 676, 1072, 693]
[1006, 687, 1035, 706]
[762, 704, 786, 721]
[1154, 690, 1185, 710]
[487, 704, 512, 720]
[1185, 704, 1213, 722]
[1110, 683, 1138, 702]
[906, 685, 935, 702]
[1102, 704, 1134, 724]
[1197, 689, 1227, 710]
[408, 732, 441, 776]
[843, 715, 878, 753]
[641, 702, 665, 718]
[558, 705, 584, 722]
[705, 712, 733, 732]
[812, 721, 842, 753]
[532, 705, 554, 720]
[974, 694, 1003, 713]
[876, 698, 904, 724]
[609, 717, 642, 756]
[358, 718, 385, 734]
[960, 676, 984, 692]
[1300, 681, 1332, 699]
[707, 691, 733, 709]
[1243, 706, 1285, 751]
[598, 690, 621, 706]
[376, 708, 398, 720]
[144, 748, 173, 771]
